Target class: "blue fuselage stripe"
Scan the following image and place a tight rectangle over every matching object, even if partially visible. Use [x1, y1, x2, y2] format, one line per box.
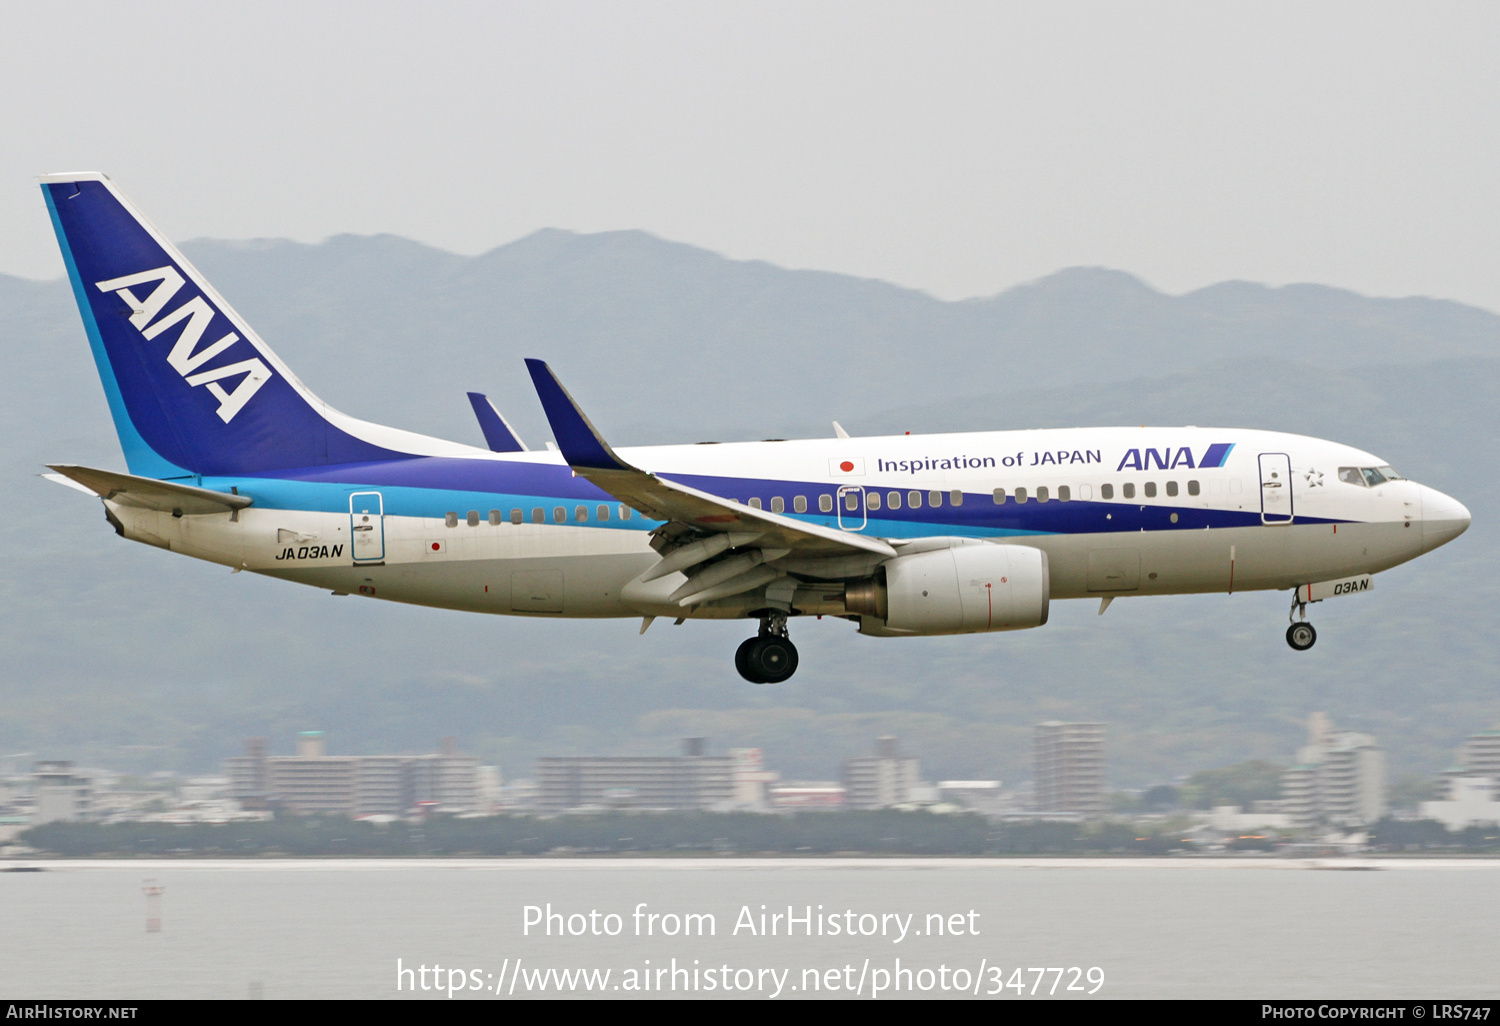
[207, 458, 1348, 538]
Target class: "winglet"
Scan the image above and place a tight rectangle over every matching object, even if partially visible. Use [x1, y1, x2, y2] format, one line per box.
[466, 392, 529, 453]
[524, 359, 634, 472]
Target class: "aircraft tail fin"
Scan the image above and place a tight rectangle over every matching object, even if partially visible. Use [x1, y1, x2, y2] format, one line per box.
[40, 173, 475, 478]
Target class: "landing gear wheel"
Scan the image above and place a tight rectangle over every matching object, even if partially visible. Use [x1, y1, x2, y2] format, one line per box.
[749, 635, 799, 683]
[1286, 622, 1317, 651]
[735, 637, 767, 684]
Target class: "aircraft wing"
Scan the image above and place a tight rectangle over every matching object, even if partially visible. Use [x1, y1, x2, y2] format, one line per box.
[46, 464, 252, 515]
[524, 359, 896, 559]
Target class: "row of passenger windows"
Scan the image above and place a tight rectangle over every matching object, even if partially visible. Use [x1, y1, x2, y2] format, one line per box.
[747, 490, 967, 513]
[997, 479, 1206, 503]
[443, 478, 1208, 525]
[746, 480, 1203, 510]
[445, 505, 636, 527]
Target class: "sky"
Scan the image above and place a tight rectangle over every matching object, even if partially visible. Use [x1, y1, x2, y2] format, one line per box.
[2, 1, 1497, 307]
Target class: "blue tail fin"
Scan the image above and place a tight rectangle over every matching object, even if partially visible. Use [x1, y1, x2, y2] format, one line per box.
[41, 173, 473, 477]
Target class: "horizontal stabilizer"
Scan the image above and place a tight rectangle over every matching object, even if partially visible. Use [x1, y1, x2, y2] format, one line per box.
[46, 464, 251, 515]
[466, 392, 529, 453]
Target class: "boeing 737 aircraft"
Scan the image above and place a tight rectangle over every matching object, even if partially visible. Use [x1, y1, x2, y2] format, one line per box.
[38, 173, 1471, 683]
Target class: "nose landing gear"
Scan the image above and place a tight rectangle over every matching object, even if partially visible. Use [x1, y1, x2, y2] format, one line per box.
[1286, 594, 1317, 651]
[735, 610, 799, 683]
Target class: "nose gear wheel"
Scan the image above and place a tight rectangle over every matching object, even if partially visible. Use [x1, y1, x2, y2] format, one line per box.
[1286, 592, 1316, 650]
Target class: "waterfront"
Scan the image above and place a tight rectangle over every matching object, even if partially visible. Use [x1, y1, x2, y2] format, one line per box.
[2, 858, 1497, 999]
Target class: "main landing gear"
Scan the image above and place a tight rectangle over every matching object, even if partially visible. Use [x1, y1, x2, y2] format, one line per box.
[1286, 594, 1317, 651]
[736, 610, 799, 684]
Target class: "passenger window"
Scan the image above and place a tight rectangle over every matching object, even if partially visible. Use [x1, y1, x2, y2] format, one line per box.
[819, 494, 833, 513]
[467, 510, 480, 526]
[532, 508, 544, 524]
[992, 488, 1006, 504]
[928, 490, 943, 508]
[1101, 484, 1114, 500]
[908, 490, 923, 509]
[1015, 487, 1028, 504]
[794, 496, 807, 513]
[1187, 480, 1200, 496]
[866, 491, 881, 511]
[845, 491, 859, 511]
[1166, 481, 1178, 497]
[1059, 485, 1071, 501]
[488, 510, 502, 526]
[620, 505, 632, 520]
[575, 506, 588, 522]
[444, 512, 458, 527]
[1123, 483, 1135, 499]
[1037, 486, 1049, 503]
[950, 489, 963, 506]
[597, 505, 610, 521]
[887, 491, 902, 510]
[749, 497, 763, 510]
[1144, 482, 1157, 498]
[510, 509, 523, 525]
[771, 497, 785, 513]
[553, 507, 566, 523]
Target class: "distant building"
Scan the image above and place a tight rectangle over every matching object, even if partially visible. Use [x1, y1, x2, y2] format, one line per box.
[1282, 714, 1385, 828]
[842, 737, 921, 810]
[535, 738, 737, 812]
[1034, 722, 1106, 818]
[1420, 729, 1500, 829]
[769, 783, 847, 809]
[1420, 777, 1500, 831]
[937, 781, 1003, 813]
[32, 761, 91, 824]
[225, 733, 482, 817]
[729, 749, 779, 809]
[1435, 730, 1500, 800]
[1461, 731, 1500, 781]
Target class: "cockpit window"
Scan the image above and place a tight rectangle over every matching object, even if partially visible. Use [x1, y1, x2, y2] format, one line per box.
[1340, 465, 1405, 487]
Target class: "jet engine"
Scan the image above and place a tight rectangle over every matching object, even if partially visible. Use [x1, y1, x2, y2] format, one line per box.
[844, 541, 1049, 635]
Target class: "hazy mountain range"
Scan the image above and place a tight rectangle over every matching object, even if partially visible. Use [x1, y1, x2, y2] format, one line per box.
[1, 229, 1496, 789]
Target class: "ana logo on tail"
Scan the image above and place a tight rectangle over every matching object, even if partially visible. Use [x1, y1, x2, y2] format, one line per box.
[94, 266, 273, 423]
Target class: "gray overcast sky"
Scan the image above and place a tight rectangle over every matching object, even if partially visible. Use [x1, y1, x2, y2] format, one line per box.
[2, 1, 1496, 307]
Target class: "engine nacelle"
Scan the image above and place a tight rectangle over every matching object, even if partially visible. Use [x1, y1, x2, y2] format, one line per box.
[845, 542, 1049, 636]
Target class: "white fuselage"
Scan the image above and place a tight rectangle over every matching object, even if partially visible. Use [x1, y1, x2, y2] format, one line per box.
[99, 425, 1469, 628]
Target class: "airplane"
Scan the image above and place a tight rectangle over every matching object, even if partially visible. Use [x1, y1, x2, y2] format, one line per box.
[37, 172, 1472, 684]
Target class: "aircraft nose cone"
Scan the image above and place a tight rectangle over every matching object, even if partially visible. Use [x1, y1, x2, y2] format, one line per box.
[1422, 486, 1471, 553]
